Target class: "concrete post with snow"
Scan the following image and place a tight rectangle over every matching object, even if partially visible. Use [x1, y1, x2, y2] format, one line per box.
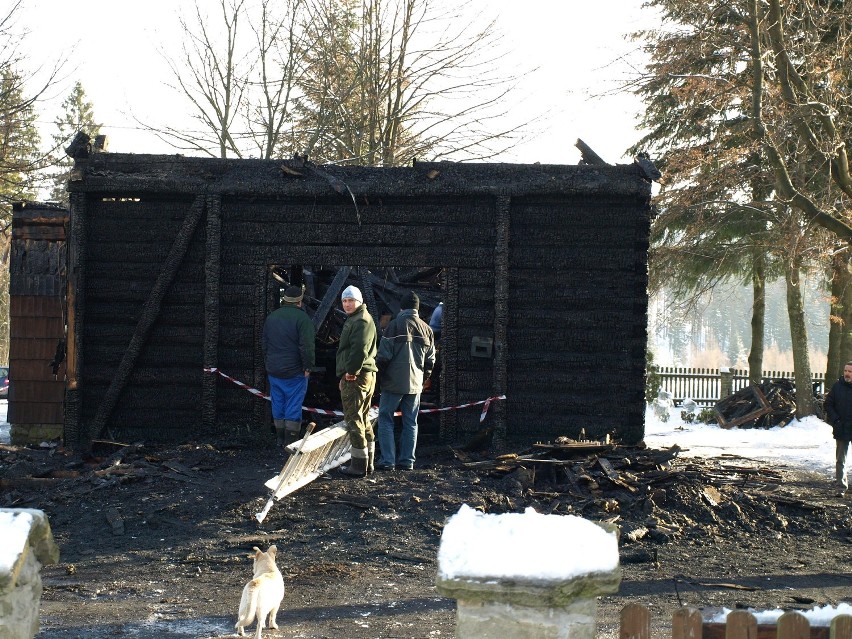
[0, 509, 60, 639]
[436, 505, 621, 639]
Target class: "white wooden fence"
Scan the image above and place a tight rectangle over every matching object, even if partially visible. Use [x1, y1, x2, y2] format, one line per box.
[655, 367, 827, 407]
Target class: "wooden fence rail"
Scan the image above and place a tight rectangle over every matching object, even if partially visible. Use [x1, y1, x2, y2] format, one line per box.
[620, 604, 852, 639]
[654, 367, 827, 407]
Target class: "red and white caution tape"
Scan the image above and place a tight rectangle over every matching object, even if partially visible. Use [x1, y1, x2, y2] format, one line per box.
[203, 367, 505, 422]
[204, 367, 344, 416]
[420, 395, 507, 422]
[204, 367, 270, 400]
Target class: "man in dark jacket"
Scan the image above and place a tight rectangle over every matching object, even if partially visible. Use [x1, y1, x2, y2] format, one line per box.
[262, 285, 315, 447]
[336, 285, 378, 477]
[375, 291, 436, 471]
[824, 361, 852, 496]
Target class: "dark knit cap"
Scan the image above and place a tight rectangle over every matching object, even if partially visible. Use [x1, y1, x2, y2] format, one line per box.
[401, 291, 420, 310]
[283, 285, 303, 303]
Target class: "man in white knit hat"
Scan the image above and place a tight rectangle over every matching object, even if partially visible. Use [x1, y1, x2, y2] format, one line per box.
[336, 285, 378, 477]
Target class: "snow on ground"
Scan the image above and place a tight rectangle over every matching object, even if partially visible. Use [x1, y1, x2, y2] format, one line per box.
[644, 405, 835, 476]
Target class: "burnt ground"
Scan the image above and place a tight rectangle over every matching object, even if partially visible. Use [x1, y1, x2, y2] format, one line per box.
[2, 426, 852, 639]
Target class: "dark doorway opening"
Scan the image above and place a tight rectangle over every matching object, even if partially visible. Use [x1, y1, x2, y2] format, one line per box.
[266, 264, 444, 435]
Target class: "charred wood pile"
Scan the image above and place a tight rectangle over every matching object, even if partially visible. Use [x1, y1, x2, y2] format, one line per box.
[454, 434, 836, 547]
[713, 379, 798, 429]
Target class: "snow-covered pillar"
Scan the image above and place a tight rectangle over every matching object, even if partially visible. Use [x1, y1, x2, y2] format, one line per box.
[436, 505, 621, 639]
[0, 509, 60, 639]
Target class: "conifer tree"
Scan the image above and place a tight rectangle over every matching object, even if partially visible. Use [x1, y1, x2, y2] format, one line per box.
[48, 81, 101, 207]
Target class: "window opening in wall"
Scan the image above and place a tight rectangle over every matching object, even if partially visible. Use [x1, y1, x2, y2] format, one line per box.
[267, 264, 444, 436]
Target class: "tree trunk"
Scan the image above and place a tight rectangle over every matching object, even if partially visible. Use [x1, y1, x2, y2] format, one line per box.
[785, 256, 815, 417]
[826, 252, 850, 382]
[838, 260, 852, 378]
[747, 251, 766, 385]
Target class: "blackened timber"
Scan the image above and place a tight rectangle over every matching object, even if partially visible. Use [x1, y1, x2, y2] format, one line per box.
[440, 268, 460, 442]
[89, 195, 206, 440]
[575, 138, 609, 166]
[313, 267, 353, 329]
[359, 267, 380, 328]
[254, 265, 271, 427]
[73, 154, 650, 198]
[366, 272, 442, 310]
[65, 191, 86, 448]
[203, 195, 222, 431]
[492, 196, 510, 448]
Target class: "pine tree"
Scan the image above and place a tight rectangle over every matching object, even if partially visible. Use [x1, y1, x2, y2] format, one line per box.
[49, 82, 101, 207]
[0, 66, 43, 366]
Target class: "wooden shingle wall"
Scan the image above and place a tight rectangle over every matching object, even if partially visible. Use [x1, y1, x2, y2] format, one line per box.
[8, 203, 68, 444]
[64, 154, 651, 448]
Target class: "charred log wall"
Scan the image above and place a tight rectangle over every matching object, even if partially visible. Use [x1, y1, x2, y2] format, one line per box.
[66, 154, 650, 446]
[79, 196, 204, 439]
[507, 195, 649, 444]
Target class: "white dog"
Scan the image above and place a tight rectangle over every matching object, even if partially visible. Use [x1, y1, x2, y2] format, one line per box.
[235, 545, 285, 639]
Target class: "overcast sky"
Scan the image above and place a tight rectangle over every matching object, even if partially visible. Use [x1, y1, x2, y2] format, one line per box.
[19, 0, 655, 164]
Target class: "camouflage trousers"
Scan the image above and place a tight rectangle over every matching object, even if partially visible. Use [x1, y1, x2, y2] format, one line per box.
[340, 371, 376, 449]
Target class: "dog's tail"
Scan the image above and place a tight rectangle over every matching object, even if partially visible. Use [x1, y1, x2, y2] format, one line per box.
[235, 579, 261, 631]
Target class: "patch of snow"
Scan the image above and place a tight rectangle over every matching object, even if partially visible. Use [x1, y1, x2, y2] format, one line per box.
[644, 406, 834, 475]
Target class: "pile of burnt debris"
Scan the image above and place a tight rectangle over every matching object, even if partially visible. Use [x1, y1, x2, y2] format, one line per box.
[713, 379, 802, 429]
[455, 435, 847, 549]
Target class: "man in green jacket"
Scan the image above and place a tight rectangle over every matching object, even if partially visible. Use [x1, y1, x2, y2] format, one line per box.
[336, 285, 378, 477]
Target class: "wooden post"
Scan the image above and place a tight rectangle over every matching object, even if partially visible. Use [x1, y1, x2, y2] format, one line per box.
[64, 191, 86, 450]
[725, 610, 758, 639]
[441, 268, 459, 442]
[671, 607, 703, 639]
[720, 367, 734, 400]
[620, 603, 650, 639]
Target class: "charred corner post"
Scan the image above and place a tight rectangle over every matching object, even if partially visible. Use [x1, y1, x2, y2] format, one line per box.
[54, 135, 652, 451]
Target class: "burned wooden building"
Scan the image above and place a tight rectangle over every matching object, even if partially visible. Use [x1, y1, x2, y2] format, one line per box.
[55, 152, 650, 449]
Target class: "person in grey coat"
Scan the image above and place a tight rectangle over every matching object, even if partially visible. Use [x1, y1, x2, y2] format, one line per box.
[376, 291, 436, 470]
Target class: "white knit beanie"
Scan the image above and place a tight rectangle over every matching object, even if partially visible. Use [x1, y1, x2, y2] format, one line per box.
[341, 285, 363, 304]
